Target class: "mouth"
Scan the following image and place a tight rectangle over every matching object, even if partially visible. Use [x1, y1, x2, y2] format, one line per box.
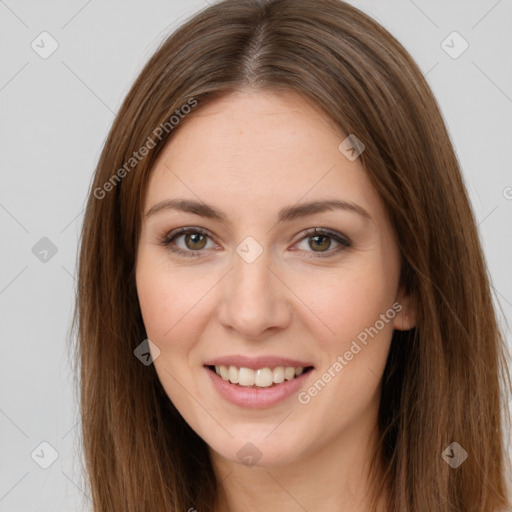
[206, 364, 314, 388]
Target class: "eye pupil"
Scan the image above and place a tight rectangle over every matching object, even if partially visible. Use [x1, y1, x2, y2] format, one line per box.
[186, 233, 207, 250]
[309, 235, 330, 251]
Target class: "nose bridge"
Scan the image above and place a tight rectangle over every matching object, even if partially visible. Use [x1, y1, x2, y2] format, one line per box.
[217, 237, 290, 336]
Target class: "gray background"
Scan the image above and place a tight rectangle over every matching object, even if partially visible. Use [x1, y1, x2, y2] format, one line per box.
[1, 0, 511, 510]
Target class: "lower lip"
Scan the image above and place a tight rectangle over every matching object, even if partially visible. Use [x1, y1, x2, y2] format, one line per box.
[205, 367, 313, 408]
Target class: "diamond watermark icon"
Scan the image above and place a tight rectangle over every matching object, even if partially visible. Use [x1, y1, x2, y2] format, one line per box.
[32, 237, 58, 263]
[441, 31, 468, 59]
[236, 236, 263, 264]
[338, 134, 365, 161]
[441, 442, 468, 468]
[134, 338, 161, 365]
[31, 441, 59, 469]
[31, 31, 59, 59]
[237, 442, 262, 467]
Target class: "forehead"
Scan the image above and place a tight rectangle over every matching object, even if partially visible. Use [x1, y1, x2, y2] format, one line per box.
[144, 89, 382, 223]
[156, 89, 343, 170]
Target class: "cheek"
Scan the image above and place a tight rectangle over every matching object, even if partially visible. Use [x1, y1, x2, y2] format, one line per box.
[289, 259, 397, 352]
[136, 270, 174, 340]
[293, 273, 396, 423]
[135, 254, 217, 352]
[135, 250, 186, 342]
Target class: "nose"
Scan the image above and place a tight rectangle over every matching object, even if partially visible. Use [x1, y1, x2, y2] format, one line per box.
[216, 244, 292, 339]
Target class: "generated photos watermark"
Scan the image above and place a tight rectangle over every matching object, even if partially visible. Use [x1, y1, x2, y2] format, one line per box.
[297, 301, 402, 405]
[93, 97, 198, 200]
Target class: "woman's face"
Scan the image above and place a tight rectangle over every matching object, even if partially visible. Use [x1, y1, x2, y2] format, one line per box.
[136, 88, 414, 468]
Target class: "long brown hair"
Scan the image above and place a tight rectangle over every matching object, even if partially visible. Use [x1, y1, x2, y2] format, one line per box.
[71, 0, 512, 510]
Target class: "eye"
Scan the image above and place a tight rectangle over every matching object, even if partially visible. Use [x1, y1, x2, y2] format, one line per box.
[293, 227, 352, 258]
[161, 226, 352, 258]
[161, 226, 218, 258]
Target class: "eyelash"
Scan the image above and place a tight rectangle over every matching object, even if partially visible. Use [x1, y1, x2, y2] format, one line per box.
[160, 226, 352, 259]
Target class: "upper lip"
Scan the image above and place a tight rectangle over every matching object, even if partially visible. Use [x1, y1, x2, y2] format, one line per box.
[203, 355, 314, 370]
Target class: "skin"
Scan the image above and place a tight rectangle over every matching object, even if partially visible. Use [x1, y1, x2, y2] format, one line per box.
[135, 88, 416, 512]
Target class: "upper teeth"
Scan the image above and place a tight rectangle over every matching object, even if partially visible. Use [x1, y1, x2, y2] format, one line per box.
[214, 365, 305, 387]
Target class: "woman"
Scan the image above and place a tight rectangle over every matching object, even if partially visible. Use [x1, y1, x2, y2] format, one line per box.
[73, 0, 512, 510]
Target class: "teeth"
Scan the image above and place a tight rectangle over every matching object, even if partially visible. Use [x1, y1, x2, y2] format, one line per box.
[273, 366, 285, 384]
[284, 367, 295, 380]
[213, 365, 309, 387]
[219, 365, 229, 380]
[238, 367, 255, 386]
[228, 365, 239, 384]
[255, 368, 273, 387]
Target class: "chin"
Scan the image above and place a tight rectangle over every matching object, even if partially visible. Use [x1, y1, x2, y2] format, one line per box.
[205, 428, 308, 469]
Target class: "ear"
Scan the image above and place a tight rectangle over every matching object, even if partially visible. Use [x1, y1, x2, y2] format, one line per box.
[392, 284, 417, 331]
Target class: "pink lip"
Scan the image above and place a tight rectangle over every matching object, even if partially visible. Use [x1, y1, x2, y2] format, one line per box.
[203, 355, 314, 370]
[205, 366, 314, 409]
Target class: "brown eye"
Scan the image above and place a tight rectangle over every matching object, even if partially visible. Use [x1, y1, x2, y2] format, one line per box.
[308, 234, 332, 252]
[162, 227, 216, 258]
[295, 228, 352, 258]
[184, 232, 207, 250]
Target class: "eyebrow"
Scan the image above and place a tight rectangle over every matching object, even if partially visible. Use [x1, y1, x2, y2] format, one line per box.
[145, 199, 372, 224]
[144, 198, 371, 223]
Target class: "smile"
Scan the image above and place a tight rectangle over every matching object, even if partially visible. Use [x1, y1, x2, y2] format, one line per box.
[205, 363, 314, 408]
[210, 365, 313, 388]
[210, 365, 311, 388]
